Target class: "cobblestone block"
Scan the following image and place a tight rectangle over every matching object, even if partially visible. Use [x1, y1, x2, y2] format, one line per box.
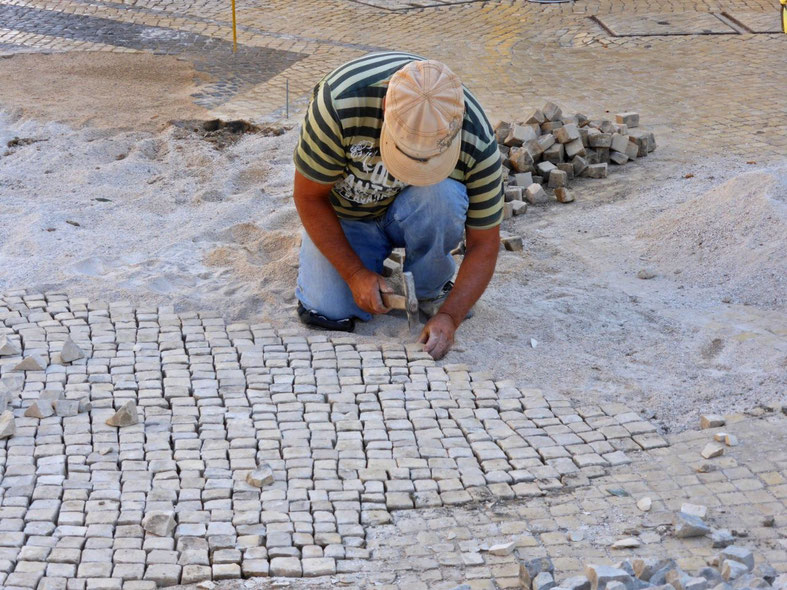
[525, 183, 550, 205]
[548, 170, 568, 189]
[615, 113, 639, 128]
[675, 512, 711, 538]
[554, 188, 573, 204]
[555, 124, 580, 144]
[583, 164, 608, 179]
[543, 142, 565, 164]
[588, 132, 612, 148]
[542, 102, 562, 122]
[505, 124, 539, 147]
[270, 557, 302, 577]
[565, 138, 586, 159]
[609, 151, 629, 165]
[510, 147, 535, 173]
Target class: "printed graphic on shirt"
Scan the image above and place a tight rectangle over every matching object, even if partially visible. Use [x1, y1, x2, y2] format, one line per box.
[335, 142, 407, 204]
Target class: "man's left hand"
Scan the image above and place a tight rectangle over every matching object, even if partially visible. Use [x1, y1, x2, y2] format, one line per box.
[418, 313, 456, 360]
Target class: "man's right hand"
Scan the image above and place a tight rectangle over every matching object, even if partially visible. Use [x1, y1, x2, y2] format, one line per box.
[347, 268, 393, 315]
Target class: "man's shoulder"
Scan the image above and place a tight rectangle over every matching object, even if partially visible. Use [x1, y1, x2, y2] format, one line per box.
[461, 88, 495, 148]
[323, 52, 425, 100]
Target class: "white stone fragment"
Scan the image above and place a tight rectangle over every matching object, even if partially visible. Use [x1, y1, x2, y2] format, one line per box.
[60, 337, 86, 363]
[700, 414, 725, 429]
[13, 355, 47, 372]
[487, 541, 516, 556]
[611, 537, 641, 549]
[246, 464, 275, 487]
[0, 336, 20, 356]
[680, 503, 708, 519]
[106, 400, 139, 427]
[701, 442, 725, 459]
[0, 410, 15, 439]
[722, 559, 748, 581]
[24, 400, 54, 419]
[142, 511, 176, 536]
[636, 497, 652, 512]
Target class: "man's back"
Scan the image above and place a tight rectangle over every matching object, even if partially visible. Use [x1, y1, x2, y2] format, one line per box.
[294, 51, 503, 231]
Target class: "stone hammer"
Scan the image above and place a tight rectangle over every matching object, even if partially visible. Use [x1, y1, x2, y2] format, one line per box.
[381, 271, 418, 333]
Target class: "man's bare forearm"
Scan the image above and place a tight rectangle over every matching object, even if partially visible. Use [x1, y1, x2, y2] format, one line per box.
[436, 226, 499, 327]
[293, 173, 365, 282]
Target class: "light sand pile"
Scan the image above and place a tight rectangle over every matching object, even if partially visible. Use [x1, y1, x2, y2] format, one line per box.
[0, 110, 302, 320]
[638, 169, 786, 308]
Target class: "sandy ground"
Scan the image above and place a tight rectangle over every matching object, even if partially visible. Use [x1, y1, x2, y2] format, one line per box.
[0, 53, 784, 432]
[0, 52, 211, 131]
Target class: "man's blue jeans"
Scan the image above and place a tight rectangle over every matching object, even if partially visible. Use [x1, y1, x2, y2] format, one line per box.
[296, 179, 469, 321]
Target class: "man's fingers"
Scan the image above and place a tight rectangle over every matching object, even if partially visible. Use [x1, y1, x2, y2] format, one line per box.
[428, 333, 450, 360]
[369, 287, 388, 315]
[378, 277, 394, 294]
[376, 278, 392, 314]
[431, 342, 449, 360]
[422, 328, 443, 355]
[417, 326, 429, 345]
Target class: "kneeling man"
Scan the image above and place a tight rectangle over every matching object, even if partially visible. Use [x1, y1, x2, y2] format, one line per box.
[293, 52, 503, 359]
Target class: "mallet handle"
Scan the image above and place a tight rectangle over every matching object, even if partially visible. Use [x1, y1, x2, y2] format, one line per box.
[381, 293, 407, 310]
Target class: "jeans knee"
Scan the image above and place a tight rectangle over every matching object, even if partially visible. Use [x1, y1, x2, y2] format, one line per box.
[391, 179, 468, 244]
[396, 179, 468, 221]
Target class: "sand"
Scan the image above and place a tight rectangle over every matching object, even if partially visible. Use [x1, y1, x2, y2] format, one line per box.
[1, 70, 785, 431]
[0, 52, 211, 131]
[639, 170, 786, 308]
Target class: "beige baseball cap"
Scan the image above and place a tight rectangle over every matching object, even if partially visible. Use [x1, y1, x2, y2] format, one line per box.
[380, 60, 465, 187]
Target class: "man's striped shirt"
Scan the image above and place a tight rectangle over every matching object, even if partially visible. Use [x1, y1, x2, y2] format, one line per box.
[293, 52, 503, 230]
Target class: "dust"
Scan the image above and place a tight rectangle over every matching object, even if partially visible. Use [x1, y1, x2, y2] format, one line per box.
[0, 52, 211, 131]
[204, 223, 300, 307]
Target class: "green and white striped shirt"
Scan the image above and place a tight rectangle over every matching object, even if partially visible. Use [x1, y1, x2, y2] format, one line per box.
[294, 52, 503, 230]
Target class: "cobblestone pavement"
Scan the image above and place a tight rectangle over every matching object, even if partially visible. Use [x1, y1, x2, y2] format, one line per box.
[0, 290, 669, 588]
[0, 0, 785, 158]
[0, 291, 785, 590]
[364, 414, 787, 589]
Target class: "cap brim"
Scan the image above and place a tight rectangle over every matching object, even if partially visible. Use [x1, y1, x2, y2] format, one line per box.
[380, 121, 461, 187]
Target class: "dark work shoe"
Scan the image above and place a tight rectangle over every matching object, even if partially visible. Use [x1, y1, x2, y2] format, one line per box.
[297, 302, 355, 332]
[417, 281, 475, 320]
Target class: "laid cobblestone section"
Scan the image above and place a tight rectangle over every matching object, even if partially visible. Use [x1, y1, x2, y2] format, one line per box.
[0, 3, 307, 108]
[347, 0, 485, 10]
[0, 290, 667, 588]
[0, 0, 784, 158]
[361, 414, 786, 589]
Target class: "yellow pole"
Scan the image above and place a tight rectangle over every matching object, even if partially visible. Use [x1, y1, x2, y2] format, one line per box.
[782, 0, 787, 34]
[231, 0, 237, 52]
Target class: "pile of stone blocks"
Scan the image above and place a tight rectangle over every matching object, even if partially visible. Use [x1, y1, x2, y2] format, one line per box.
[495, 101, 657, 217]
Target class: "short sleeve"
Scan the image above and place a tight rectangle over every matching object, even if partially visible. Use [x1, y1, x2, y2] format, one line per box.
[293, 81, 346, 184]
[464, 137, 504, 229]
